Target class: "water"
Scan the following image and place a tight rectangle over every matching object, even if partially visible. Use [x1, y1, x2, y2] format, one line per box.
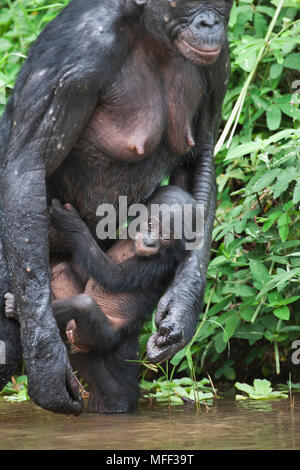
[0, 395, 299, 450]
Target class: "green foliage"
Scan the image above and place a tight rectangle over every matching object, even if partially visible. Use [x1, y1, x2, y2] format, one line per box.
[235, 379, 288, 400]
[141, 377, 214, 405]
[0, 0, 69, 116]
[0, 375, 29, 402]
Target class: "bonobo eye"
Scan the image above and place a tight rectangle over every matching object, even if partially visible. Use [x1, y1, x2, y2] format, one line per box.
[160, 232, 171, 243]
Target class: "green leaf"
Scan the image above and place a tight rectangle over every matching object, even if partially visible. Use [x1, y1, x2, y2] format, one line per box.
[269, 63, 283, 79]
[235, 380, 288, 400]
[250, 259, 270, 285]
[279, 225, 289, 242]
[223, 365, 236, 381]
[266, 106, 282, 131]
[240, 306, 255, 322]
[253, 379, 272, 396]
[225, 284, 256, 298]
[250, 169, 281, 193]
[207, 296, 234, 317]
[273, 306, 290, 321]
[293, 179, 300, 204]
[284, 53, 300, 71]
[262, 211, 282, 232]
[277, 213, 290, 227]
[235, 382, 255, 395]
[223, 314, 239, 343]
[214, 333, 227, 354]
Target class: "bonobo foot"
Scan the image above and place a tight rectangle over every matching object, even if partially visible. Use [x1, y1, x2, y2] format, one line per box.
[65, 319, 92, 354]
[4, 293, 18, 321]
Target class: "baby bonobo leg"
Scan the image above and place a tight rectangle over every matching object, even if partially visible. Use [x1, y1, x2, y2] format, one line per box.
[4, 293, 18, 321]
[52, 294, 127, 356]
[51, 261, 83, 300]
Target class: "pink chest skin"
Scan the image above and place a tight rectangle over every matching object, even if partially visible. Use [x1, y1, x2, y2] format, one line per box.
[79, 45, 202, 162]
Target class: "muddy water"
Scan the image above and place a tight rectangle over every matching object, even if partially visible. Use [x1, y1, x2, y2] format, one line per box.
[0, 396, 299, 450]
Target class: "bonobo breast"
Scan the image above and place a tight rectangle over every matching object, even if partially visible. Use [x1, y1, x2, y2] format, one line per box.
[76, 44, 202, 161]
[48, 44, 203, 230]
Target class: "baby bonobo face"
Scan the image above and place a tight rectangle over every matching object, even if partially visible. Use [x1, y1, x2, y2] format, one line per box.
[134, 216, 175, 257]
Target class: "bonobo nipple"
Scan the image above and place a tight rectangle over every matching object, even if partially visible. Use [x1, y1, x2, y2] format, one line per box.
[128, 142, 145, 156]
[185, 128, 195, 148]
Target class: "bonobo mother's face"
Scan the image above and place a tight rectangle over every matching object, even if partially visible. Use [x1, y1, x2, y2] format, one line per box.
[143, 0, 233, 66]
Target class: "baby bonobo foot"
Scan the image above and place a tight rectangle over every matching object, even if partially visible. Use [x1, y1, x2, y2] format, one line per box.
[66, 320, 92, 354]
[50, 199, 88, 235]
[4, 293, 18, 321]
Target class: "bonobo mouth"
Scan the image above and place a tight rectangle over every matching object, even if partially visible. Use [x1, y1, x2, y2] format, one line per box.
[135, 234, 160, 257]
[176, 36, 221, 65]
[182, 40, 221, 64]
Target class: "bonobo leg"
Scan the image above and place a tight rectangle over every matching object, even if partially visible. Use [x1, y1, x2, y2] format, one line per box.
[0, 237, 22, 390]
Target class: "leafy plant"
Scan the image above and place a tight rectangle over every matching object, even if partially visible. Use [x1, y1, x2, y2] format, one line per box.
[235, 379, 288, 400]
[141, 377, 215, 405]
[0, 375, 29, 402]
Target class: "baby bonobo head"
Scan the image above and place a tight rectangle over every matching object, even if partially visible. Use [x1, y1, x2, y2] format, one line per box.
[134, 185, 200, 257]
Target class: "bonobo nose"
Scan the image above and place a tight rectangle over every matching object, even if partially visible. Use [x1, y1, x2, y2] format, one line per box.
[143, 237, 158, 248]
[194, 12, 221, 30]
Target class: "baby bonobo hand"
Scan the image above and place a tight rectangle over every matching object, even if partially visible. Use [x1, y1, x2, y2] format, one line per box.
[4, 293, 18, 321]
[50, 199, 87, 235]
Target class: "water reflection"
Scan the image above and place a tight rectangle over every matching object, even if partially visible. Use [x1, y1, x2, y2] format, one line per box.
[0, 396, 299, 450]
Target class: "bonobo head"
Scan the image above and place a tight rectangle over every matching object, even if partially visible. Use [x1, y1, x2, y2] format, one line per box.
[130, 0, 233, 66]
[134, 186, 201, 257]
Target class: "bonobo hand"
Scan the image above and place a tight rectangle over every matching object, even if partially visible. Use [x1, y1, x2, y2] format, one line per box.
[147, 262, 203, 363]
[25, 331, 83, 416]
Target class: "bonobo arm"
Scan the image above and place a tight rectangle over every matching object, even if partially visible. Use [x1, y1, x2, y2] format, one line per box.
[0, 0, 127, 414]
[147, 50, 230, 363]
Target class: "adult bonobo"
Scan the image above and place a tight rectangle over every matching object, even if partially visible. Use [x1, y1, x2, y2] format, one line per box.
[0, 0, 232, 415]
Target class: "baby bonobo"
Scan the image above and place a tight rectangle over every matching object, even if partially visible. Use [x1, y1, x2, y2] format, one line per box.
[5, 185, 200, 413]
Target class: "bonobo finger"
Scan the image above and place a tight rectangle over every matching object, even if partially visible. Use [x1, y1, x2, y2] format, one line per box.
[51, 198, 63, 210]
[155, 291, 173, 327]
[147, 333, 181, 363]
[63, 203, 79, 216]
[63, 203, 73, 211]
[158, 320, 183, 345]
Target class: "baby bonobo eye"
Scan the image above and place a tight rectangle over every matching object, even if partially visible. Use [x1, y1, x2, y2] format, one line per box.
[161, 233, 169, 241]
